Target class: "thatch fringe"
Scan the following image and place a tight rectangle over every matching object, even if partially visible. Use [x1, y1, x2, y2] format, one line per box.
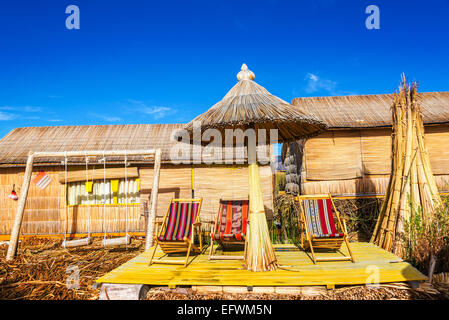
[185, 64, 327, 143]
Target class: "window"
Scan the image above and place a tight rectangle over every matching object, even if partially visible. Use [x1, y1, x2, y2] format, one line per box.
[67, 178, 140, 205]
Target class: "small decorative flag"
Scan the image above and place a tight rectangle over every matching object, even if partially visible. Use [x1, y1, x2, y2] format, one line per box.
[33, 171, 51, 190]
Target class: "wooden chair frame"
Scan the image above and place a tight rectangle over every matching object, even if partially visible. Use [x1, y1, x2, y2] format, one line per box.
[149, 198, 203, 267]
[209, 198, 248, 260]
[298, 194, 354, 264]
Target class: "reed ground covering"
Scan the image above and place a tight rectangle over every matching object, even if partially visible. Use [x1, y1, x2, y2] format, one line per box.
[0, 222, 447, 300]
[145, 283, 447, 300]
[0, 237, 144, 300]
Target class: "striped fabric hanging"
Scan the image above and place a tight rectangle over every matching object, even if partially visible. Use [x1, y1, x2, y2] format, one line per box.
[303, 199, 344, 238]
[213, 200, 248, 241]
[159, 202, 200, 241]
[32, 171, 51, 190]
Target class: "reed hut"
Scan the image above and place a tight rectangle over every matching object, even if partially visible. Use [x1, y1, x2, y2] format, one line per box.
[287, 91, 449, 197]
[0, 124, 275, 239]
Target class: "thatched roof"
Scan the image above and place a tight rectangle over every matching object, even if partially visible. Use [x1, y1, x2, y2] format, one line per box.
[185, 64, 327, 143]
[291, 91, 449, 129]
[0, 124, 260, 166]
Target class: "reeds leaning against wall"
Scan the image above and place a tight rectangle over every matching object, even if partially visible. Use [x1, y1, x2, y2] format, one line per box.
[371, 75, 443, 255]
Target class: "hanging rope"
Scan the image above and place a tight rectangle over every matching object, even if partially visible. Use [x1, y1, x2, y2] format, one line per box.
[102, 151, 107, 244]
[63, 152, 68, 246]
[85, 152, 91, 239]
[124, 150, 128, 249]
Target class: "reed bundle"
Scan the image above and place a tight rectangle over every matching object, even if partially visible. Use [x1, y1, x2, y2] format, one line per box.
[371, 76, 443, 255]
[246, 164, 277, 271]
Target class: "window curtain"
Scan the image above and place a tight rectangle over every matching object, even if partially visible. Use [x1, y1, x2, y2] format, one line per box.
[117, 179, 139, 204]
[67, 179, 139, 205]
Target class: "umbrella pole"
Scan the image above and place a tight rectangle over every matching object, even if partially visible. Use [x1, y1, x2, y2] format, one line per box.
[245, 143, 278, 272]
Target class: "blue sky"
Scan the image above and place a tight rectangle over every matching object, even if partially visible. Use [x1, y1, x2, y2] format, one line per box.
[1, 0, 449, 147]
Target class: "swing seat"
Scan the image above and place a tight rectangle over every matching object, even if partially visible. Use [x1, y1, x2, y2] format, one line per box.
[62, 236, 93, 248]
[102, 234, 132, 247]
[149, 198, 203, 267]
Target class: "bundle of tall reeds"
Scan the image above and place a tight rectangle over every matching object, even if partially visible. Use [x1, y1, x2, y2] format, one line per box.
[371, 76, 442, 255]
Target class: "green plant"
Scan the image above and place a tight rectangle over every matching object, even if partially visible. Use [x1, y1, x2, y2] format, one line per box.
[270, 194, 300, 245]
[403, 196, 449, 280]
[275, 172, 286, 194]
[333, 198, 381, 241]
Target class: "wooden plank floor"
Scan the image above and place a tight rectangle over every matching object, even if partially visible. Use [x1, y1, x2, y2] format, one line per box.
[96, 242, 426, 287]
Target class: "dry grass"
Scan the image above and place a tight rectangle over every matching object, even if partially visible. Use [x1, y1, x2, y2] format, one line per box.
[145, 283, 448, 300]
[333, 198, 381, 242]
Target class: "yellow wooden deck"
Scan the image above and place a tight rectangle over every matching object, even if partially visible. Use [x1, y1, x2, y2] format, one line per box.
[96, 242, 426, 287]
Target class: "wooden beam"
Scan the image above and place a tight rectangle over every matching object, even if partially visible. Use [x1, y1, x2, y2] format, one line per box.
[58, 167, 139, 183]
[145, 148, 162, 251]
[33, 149, 156, 158]
[6, 151, 35, 261]
[209, 255, 244, 260]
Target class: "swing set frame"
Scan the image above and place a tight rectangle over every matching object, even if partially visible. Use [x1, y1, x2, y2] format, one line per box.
[6, 149, 162, 261]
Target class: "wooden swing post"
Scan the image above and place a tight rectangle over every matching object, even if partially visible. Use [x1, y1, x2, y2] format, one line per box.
[5, 149, 161, 261]
[145, 148, 162, 251]
[6, 151, 35, 261]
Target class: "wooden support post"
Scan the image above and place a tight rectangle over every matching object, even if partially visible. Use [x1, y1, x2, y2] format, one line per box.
[6, 151, 35, 261]
[145, 148, 162, 251]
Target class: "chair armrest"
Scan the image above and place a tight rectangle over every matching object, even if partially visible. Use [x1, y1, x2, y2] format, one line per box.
[193, 222, 202, 226]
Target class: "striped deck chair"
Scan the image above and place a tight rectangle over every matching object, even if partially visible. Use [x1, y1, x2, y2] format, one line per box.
[298, 194, 354, 264]
[149, 198, 203, 267]
[209, 199, 249, 260]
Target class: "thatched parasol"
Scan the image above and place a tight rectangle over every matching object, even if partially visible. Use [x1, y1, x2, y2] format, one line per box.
[185, 64, 327, 272]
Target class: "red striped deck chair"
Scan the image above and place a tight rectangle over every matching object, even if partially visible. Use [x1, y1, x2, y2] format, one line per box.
[298, 194, 354, 264]
[209, 199, 249, 260]
[149, 198, 203, 267]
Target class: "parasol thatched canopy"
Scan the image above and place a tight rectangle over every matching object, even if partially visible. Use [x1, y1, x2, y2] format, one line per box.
[183, 64, 327, 272]
[184, 64, 327, 143]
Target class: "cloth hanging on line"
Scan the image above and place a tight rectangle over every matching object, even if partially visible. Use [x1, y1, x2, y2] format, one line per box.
[67, 179, 139, 205]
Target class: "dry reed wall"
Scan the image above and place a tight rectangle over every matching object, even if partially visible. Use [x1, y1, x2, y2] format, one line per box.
[0, 164, 274, 236]
[301, 125, 449, 195]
